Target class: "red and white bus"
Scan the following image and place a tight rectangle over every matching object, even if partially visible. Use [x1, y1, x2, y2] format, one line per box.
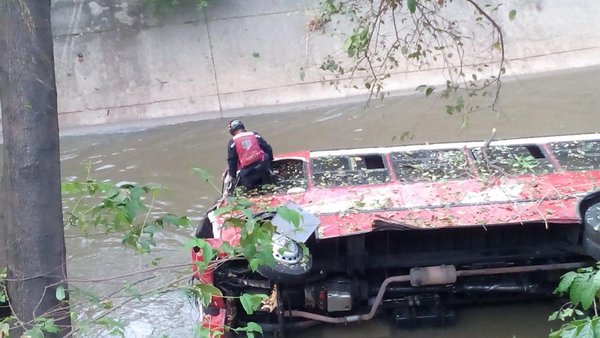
[193, 133, 600, 335]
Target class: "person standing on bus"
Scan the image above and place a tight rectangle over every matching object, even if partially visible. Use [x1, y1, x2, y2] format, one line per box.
[226, 119, 274, 193]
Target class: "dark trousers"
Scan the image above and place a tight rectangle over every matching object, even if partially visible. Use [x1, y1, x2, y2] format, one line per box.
[237, 160, 272, 190]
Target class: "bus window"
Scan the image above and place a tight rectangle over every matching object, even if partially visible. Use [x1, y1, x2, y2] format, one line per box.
[391, 149, 471, 182]
[550, 140, 600, 171]
[241, 159, 307, 196]
[268, 159, 307, 194]
[312, 154, 390, 187]
[471, 145, 554, 176]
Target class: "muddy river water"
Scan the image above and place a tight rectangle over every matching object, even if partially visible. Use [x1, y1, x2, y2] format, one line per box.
[7, 66, 600, 337]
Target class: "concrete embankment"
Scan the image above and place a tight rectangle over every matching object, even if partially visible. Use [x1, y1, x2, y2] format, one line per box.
[2, 0, 600, 132]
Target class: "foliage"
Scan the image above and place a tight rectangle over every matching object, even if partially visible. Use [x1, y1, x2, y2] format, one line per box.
[230, 322, 263, 338]
[63, 179, 190, 253]
[316, 0, 513, 123]
[511, 154, 539, 173]
[0, 268, 6, 304]
[95, 317, 126, 337]
[23, 318, 61, 338]
[550, 264, 600, 337]
[239, 294, 268, 316]
[210, 193, 305, 272]
[0, 321, 9, 338]
[0, 163, 307, 337]
[549, 317, 600, 338]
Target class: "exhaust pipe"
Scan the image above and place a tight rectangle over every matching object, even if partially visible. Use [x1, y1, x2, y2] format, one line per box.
[284, 261, 588, 324]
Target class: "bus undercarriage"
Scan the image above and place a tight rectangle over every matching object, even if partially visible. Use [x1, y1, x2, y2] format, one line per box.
[202, 220, 592, 335]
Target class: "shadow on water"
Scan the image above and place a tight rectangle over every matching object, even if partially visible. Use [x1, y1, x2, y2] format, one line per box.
[2, 66, 600, 336]
[291, 301, 562, 338]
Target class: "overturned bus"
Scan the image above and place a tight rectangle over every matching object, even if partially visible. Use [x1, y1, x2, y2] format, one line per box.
[192, 133, 600, 336]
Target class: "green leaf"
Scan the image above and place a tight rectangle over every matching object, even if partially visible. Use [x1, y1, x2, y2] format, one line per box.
[121, 232, 138, 250]
[249, 258, 261, 272]
[246, 218, 257, 235]
[578, 320, 594, 338]
[239, 293, 268, 315]
[342, 36, 353, 56]
[569, 275, 589, 308]
[276, 207, 302, 228]
[185, 238, 204, 250]
[143, 223, 163, 235]
[24, 327, 44, 338]
[552, 318, 595, 338]
[560, 307, 574, 321]
[508, 9, 517, 21]
[218, 242, 238, 256]
[96, 317, 125, 337]
[197, 283, 223, 307]
[0, 323, 9, 337]
[199, 241, 214, 262]
[198, 283, 223, 297]
[593, 317, 600, 337]
[592, 269, 600, 291]
[556, 271, 578, 294]
[185, 238, 214, 262]
[61, 182, 83, 194]
[241, 208, 254, 220]
[425, 87, 434, 97]
[581, 270, 600, 310]
[214, 205, 235, 216]
[187, 239, 214, 273]
[56, 285, 66, 301]
[163, 213, 189, 227]
[407, 0, 417, 14]
[40, 318, 60, 333]
[137, 237, 153, 253]
[191, 167, 213, 182]
[232, 321, 263, 338]
[245, 322, 263, 335]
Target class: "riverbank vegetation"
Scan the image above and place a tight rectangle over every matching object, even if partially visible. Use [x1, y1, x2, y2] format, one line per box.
[550, 265, 600, 337]
[2, 169, 287, 337]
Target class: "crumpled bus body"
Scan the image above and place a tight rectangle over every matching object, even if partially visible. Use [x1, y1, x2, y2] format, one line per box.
[193, 134, 600, 336]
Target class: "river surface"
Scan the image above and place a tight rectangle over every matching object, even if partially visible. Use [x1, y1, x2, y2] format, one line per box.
[6, 66, 600, 337]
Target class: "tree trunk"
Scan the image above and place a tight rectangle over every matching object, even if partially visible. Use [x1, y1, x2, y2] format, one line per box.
[0, 0, 70, 335]
[0, 169, 6, 270]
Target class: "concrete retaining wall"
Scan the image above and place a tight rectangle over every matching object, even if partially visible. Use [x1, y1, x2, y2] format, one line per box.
[5, 0, 600, 130]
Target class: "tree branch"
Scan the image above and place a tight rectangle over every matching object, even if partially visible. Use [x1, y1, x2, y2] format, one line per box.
[464, 0, 505, 109]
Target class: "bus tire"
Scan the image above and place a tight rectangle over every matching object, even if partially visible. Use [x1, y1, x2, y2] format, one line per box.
[580, 192, 600, 260]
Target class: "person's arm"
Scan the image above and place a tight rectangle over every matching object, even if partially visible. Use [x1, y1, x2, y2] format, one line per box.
[227, 140, 238, 178]
[256, 133, 273, 162]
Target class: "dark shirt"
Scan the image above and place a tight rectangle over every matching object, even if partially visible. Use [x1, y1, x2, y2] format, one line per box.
[227, 132, 273, 179]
